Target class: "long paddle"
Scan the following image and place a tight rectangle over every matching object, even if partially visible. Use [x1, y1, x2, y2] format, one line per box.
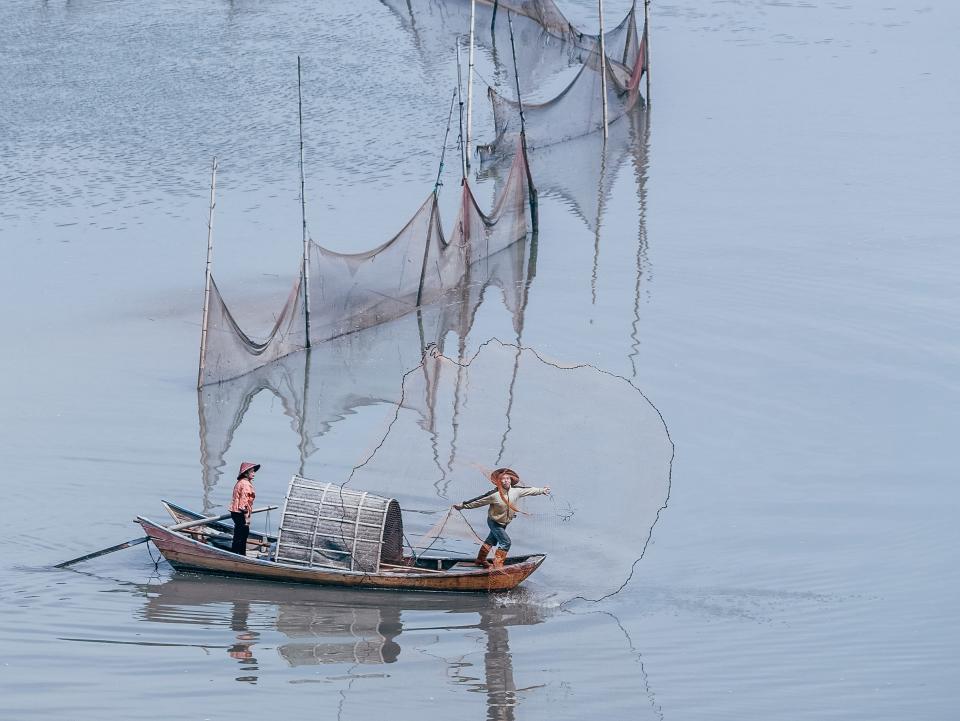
[54, 505, 278, 568]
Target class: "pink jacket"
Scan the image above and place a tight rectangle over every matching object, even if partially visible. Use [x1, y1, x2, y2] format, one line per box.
[229, 478, 256, 515]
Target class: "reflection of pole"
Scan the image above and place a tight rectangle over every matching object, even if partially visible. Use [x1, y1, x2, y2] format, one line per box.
[506, 12, 538, 234]
[197, 386, 214, 515]
[298, 56, 311, 348]
[598, 0, 609, 140]
[466, 0, 476, 167]
[299, 347, 312, 477]
[644, 0, 652, 104]
[628, 108, 651, 378]
[479, 609, 519, 721]
[591, 149, 608, 306]
[197, 156, 218, 389]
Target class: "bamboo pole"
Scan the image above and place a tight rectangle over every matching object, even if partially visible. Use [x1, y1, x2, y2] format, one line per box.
[456, 38, 467, 181]
[55, 506, 279, 568]
[598, 0, 608, 141]
[507, 11, 538, 234]
[417, 89, 457, 307]
[466, 0, 476, 167]
[197, 156, 218, 389]
[644, 0, 651, 103]
[298, 56, 311, 348]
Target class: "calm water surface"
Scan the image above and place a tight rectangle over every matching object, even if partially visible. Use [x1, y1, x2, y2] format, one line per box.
[1, 1, 958, 719]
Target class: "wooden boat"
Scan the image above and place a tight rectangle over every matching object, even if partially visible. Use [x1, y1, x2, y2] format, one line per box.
[138, 476, 545, 593]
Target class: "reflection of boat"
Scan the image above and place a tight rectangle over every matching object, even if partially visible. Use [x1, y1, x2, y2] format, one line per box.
[140, 476, 545, 592]
[136, 573, 546, 714]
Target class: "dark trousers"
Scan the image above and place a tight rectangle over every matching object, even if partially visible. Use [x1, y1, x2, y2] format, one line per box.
[230, 511, 250, 555]
[483, 517, 512, 551]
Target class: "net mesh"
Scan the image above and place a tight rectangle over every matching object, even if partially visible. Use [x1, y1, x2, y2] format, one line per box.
[382, 0, 641, 91]
[479, 21, 648, 159]
[490, 0, 642, 64]
[198, 233, 532, 505]
[199, 141, 531, 387]
[200, 272, 307, 386]
[479, 104, 648, 234]
[333, 339, 673, 601]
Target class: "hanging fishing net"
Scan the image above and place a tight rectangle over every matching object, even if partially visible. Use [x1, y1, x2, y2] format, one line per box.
[198, 141, 532, 388]
[487, 0, 643, 66]
[199, 271, 308, 387]
[198, 232, 533, 506]
[479, 29, 647, 160]
[381, 0, 641, 92]
[302, 338, 673, 603]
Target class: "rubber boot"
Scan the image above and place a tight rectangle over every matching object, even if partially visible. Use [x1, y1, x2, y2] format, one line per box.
[492, 548, 508, 569]
[475, 543, 493, 567]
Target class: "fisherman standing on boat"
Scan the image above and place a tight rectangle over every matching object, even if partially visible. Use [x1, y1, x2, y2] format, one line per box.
[454, 468, 550, 569]
[229, 462, 259, 555]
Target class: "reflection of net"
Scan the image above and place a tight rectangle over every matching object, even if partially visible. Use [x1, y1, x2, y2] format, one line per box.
[199, 142, 531, 387]
[341, 339, 673, 601]
[480, 108, 648, 234]
[277, 604, 402, 665]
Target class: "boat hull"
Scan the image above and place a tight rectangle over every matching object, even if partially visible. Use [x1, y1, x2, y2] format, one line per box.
[138, 516, 545, 593]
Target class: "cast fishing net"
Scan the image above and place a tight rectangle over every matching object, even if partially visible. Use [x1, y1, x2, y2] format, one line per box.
[295, 338, 674, 603]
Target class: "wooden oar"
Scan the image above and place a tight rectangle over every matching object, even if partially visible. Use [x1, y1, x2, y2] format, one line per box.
[54, 505, 278, 568]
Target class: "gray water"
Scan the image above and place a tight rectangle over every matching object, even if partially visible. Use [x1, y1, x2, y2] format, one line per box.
[1, 1, 958, 719]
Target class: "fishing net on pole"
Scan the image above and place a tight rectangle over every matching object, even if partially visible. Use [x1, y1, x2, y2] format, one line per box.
[199, 271, 308, 388]
[488, 0, 643, 66]
[198, 232, 533, 502]
[198, 140, 533, 387]
[479, 27, 647, 160]
[382, 0, 641, 91]
[321, 339, 673, 602]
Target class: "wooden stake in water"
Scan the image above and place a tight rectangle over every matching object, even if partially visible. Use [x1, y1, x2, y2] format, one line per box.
[197, 156, 218, 389]
[417, 89, 457, 307]
[507, 11, 539, 234]
[456, 38, 467, 181]
[466, 0, 476, 167]
[298, 56, 311, 348]
[598, 0, 609, 141]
